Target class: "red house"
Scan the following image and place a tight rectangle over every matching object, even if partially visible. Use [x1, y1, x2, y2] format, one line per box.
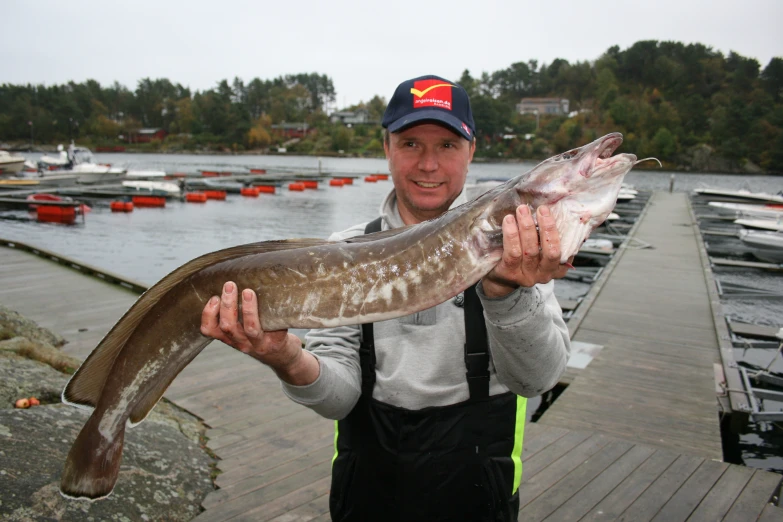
[136, 128, 168, 143]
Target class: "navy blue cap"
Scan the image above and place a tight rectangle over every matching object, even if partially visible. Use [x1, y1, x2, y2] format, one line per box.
[381, 75, 475, 140]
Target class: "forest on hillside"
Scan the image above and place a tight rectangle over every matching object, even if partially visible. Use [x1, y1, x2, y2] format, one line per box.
[1, 40, 782, 172]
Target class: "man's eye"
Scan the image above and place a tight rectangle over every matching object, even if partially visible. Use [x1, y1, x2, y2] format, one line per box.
[405, 141, 416, 147]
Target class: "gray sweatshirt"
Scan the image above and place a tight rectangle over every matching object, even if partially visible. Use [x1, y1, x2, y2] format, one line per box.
[281, 189, 571, 419]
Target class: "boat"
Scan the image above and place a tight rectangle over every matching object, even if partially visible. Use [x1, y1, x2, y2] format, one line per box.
[125, 169, 167, 179]
[38, 144, 126, 184]
[0, 151, 26, 175]
[735, 218, 783, 232]
[708, 202, 783, 220]
[122, 180, 181, 195]
[738, 230, 783, 263]
[26, 193, 91, 214]
[694, 188, 783, 205]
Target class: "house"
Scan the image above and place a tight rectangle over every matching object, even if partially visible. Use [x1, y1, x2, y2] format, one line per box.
[136, 128, 168, 143]
[270, 122, 311, 139]
[516, 98, 570, 116]
[330, 109, 371, 125]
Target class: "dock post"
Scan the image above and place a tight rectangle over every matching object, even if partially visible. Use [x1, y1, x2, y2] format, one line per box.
[669, 174, 675, 193]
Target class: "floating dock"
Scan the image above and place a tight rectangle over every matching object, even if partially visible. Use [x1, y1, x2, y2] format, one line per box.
[0, 190, 781, 520]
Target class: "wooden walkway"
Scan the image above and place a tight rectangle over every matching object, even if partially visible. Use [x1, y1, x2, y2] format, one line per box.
[540, 192, 725, 459]
[1, 209, 782, 520]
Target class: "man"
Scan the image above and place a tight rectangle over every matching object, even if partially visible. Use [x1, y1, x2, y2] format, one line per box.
[201, 75, 571, 521]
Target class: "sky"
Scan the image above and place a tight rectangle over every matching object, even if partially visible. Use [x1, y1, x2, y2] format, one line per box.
[3, 0, 782, 110]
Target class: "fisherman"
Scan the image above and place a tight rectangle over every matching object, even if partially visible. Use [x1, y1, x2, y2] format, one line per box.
[201, 75, 571, 521]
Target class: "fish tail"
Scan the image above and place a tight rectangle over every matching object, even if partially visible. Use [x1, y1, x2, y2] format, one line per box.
[60, 412, 125, 501]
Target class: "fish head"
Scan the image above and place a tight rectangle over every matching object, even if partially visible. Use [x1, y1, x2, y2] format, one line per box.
[503, 133, 636, 262]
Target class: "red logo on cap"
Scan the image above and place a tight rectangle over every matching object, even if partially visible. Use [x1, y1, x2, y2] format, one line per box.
[461, 123, 471, 136]
[410, 80, 452, 110]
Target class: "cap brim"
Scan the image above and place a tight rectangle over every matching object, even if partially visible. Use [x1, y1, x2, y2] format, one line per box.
[387, 110, 472, 140]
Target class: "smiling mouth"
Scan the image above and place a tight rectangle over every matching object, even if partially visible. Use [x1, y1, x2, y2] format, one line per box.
[414, 181, 443, 188]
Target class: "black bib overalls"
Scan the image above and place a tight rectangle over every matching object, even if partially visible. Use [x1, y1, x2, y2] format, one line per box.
[329, 218, 527, 522]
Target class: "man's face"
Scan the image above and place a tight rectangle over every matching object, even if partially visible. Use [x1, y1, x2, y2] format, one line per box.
[384, 123, 475, 225]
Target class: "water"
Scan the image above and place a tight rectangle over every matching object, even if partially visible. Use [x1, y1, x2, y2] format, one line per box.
[2, 153, 783, 469]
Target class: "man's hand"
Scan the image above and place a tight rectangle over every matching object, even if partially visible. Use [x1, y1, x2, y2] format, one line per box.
[200, 281, 320, 385]
[481, 205, 573, 298]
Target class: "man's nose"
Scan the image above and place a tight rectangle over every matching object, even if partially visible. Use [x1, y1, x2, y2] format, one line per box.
[418, 148, 438, 172]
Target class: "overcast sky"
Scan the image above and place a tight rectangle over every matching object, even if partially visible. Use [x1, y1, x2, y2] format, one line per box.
[3, 0, 782, 110]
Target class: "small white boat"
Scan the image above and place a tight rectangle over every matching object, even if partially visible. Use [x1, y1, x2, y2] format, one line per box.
[735, 218, 783, 232]
[694, 188, 783, 205]
[125, 169, 167, 179]
[39, 144, 126, 184]
[122, 180, 181, 195]
[708, 202, 783, 220]
[739, 230, 783, 263]
[0, 151, 26, 175]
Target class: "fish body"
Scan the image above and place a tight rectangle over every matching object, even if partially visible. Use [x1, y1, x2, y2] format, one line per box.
[60, 132, 636, 500]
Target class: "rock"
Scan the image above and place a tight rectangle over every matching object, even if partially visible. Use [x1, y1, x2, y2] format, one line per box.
[0, 351, 216, 520]
[0, 352, 68, 408]
[0, 337, 81, 374]
[0, 306, 65, 348]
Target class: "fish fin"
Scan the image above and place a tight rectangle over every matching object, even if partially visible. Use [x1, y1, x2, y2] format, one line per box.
[63, 239, 331, 408]
[60, 412, 125, 501]
[128, 337, 212, 426]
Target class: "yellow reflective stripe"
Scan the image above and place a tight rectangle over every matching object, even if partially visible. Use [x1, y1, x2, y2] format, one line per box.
[332, 420, 339, 466]
[511, 396, 527, 493]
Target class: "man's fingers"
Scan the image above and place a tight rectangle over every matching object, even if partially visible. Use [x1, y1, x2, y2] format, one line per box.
[516, 205, 540, 272]
[501, 213, 522, 265]
[200, 295, 223, 338]
[241, 289, 261, 338]
[218, 281, 249, 346]
[536, 206, 561, 273]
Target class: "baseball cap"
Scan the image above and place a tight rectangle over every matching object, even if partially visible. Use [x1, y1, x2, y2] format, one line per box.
[381, 75, 475, 140]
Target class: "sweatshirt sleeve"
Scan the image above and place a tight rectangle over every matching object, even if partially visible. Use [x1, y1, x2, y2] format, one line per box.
[280, 325, 362, 420]
[478, 280, 570, 397]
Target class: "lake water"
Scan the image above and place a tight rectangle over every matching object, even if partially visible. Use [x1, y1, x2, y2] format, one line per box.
[2, 152, 782, 471]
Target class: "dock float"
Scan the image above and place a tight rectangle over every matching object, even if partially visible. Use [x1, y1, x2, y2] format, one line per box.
[1, 215, 781, 520]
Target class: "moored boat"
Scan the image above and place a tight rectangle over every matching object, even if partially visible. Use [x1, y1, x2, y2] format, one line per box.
[708, 201, 783, 220]
[694, 187, 783, 205]
[122, 180, 181, 195]
[735, 218, 783, 232]
[738, 230, 783, 263]
[0, 151, 26, 175]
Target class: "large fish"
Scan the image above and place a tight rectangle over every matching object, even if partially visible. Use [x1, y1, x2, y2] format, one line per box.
[60, 132, 638, 500]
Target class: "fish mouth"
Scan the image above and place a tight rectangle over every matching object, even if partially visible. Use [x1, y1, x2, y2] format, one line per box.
[597, 133, 623, 159]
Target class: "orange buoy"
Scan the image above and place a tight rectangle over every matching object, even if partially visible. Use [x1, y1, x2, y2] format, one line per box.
[364, 176, 378, 183]
[329, 179, 344, 187]
[341, 178, 354, 185]
[132, 196, 166, 208]
[241, 187, 260, 197]
[302, 180, 318, 190]
[256, 185, 276, 194]
[186, 192, 208, 203]
[250, 168, 267, 174]
[204, 190, 227, 200]
[289, 183, 305, 191]
[201, 171, 219, 177]
[36, 205, 76, 224]
[374, 174, 389, 180]
[110, 201, 133, 212]
[169, 172, 187, 178]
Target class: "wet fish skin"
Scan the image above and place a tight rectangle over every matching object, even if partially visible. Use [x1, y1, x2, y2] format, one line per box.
[60, 132, 636, 500]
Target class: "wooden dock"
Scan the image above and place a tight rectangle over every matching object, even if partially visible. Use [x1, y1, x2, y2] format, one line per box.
[1, 191, 781, 520]
[540, 192, 727, 458]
